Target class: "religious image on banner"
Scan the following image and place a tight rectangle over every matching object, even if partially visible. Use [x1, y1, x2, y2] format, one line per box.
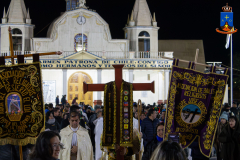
[0, 63, 45, 146]
[164, 59, 229, 158]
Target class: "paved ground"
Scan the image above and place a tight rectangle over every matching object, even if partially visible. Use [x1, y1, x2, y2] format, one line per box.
[210, 158, 217, 160]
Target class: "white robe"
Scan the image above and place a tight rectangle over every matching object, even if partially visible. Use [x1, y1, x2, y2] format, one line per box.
[59, 125, 93, 160]
[94, 117, 103, 160]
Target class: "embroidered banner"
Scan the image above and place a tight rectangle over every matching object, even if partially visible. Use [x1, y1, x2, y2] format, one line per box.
[120, 81, 133, 147]
[0, 63, 45, 146]
[164, 62, 228, 158]
[103, 82, 117, 148]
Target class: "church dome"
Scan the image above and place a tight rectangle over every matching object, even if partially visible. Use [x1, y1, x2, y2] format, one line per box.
[47, 17, 59, 38]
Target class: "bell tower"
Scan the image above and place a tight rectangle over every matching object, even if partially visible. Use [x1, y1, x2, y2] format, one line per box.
[124, 0, 159, 57]
[1, 0, 34, 52]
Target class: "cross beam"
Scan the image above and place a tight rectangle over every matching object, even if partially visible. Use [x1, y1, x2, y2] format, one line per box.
[83, 64, 154, 160]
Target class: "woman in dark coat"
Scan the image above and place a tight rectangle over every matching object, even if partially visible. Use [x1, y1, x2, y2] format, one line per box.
[45, 111, 61, 133]
[142, 122, 164, 160]
[218, 113, 240, 160]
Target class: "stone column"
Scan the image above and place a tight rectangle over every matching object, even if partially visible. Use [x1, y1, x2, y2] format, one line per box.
[129, 69, 133, 83]
[125, 71, 130, 82]
[94, 69, 102, 106]
[63, 69, 67, 96]
[164, 69, 170, 104]
[158, 70, 164, 105]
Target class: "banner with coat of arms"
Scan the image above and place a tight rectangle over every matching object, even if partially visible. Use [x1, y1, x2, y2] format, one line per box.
[164, 60, 229, 158]
[0, 63, 45, 146]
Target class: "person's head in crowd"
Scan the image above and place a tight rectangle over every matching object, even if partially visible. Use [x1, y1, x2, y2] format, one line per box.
[145, 106, 150, 113]
[94, 105, 101, 113]
[45, 103, 49, 110]
[232, 101, 237, 108]
[70, 105, 80, 112]
[64, 104, 70, 113]
[224, 103, 231, 110]
[59, 109, 63, 117]
[156, 123, 164, 138]
[229, 112, 238, 129]
[48, 103, 53, 111]
[133, 104, 137, 113]
[161, 109, 166, 120]
[29, 131, 62, 160]
[57, 95, 59, 98]
[220, 111, 228, 125]
[53, 108, 60, 117]
[134, 111, 138, 119]
[140, 112, 146, 121]
[97, 109, 103, 118]
[59, 104, 64, 110]
[148, 108, 157, 120]
[46, 111, 55, 122]
[150, 140, 186, 160]
[87, 106, 92, 113]
[68, 110, 81, 129]
[55, 104, 60, 109]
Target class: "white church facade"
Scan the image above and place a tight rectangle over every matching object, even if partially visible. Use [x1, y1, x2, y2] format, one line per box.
[0, 0, 206, 106]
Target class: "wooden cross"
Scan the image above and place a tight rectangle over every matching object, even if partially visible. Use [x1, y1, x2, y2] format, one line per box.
[5, 27, 61, 65]
[83, 64, 154, 160]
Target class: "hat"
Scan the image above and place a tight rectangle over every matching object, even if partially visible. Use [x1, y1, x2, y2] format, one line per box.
[220, 111, 228, 121]
[94, 105, 101, 110]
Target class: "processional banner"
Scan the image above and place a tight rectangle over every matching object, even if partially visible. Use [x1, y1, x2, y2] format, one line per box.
[164, 60, 228, 158]
[0, 63, 45, 146]
[103, 81, 133, 148]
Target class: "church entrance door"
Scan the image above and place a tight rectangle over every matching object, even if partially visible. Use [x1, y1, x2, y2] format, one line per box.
[68, 71, 93, 106]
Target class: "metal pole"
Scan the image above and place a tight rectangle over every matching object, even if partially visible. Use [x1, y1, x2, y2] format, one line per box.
[82, 22, 83, 50]
[231, 33, 233, 106]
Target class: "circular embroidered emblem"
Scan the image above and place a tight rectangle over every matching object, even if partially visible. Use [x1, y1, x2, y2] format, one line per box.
[124, 90, 129, 95]
[124, 96, 128, 101]
[124, 119, 129, 123]
[124, 130, 129, 135]
[181, 104, 201, 124]
[123, 135, 130, 141]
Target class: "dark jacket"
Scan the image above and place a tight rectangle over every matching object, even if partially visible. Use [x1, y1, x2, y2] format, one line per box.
[218, 120, 240, 160]
[55, 97, 59, 105]
[189, 140, 209, 160]
[142, 137, 161, 160]
[0, 144, 33, 160]
[89, 113, 98, 152]
[61, 96, 66, 105]
[45, 120, 61, 133]
[214, 122, 227, 153]
[54, 116, 63, 126]
[141, 117, 159, 146]
[60, 118, 85, 129]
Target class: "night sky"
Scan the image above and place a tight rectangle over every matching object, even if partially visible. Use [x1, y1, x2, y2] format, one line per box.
[0, 0, 240, 67]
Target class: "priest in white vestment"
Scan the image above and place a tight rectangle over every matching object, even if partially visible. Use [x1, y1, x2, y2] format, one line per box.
[94, 109, 103, 160]
[59, 110, 93, 160]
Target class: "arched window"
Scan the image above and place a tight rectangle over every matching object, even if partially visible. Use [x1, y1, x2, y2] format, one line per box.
[12, 28, 22, 51]
[138, 31, 150, 58]
[138, 31, 150, 37]
[74, 33, 88, 52]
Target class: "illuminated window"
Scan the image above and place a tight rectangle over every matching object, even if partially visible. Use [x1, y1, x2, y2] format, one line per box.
[74, 33, 88, 52]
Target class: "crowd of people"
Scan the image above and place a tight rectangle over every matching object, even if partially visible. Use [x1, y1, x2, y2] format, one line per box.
[4, 95, 239, 160]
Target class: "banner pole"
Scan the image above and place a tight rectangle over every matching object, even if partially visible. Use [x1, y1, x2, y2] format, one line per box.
[230, 33, 233, 106]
